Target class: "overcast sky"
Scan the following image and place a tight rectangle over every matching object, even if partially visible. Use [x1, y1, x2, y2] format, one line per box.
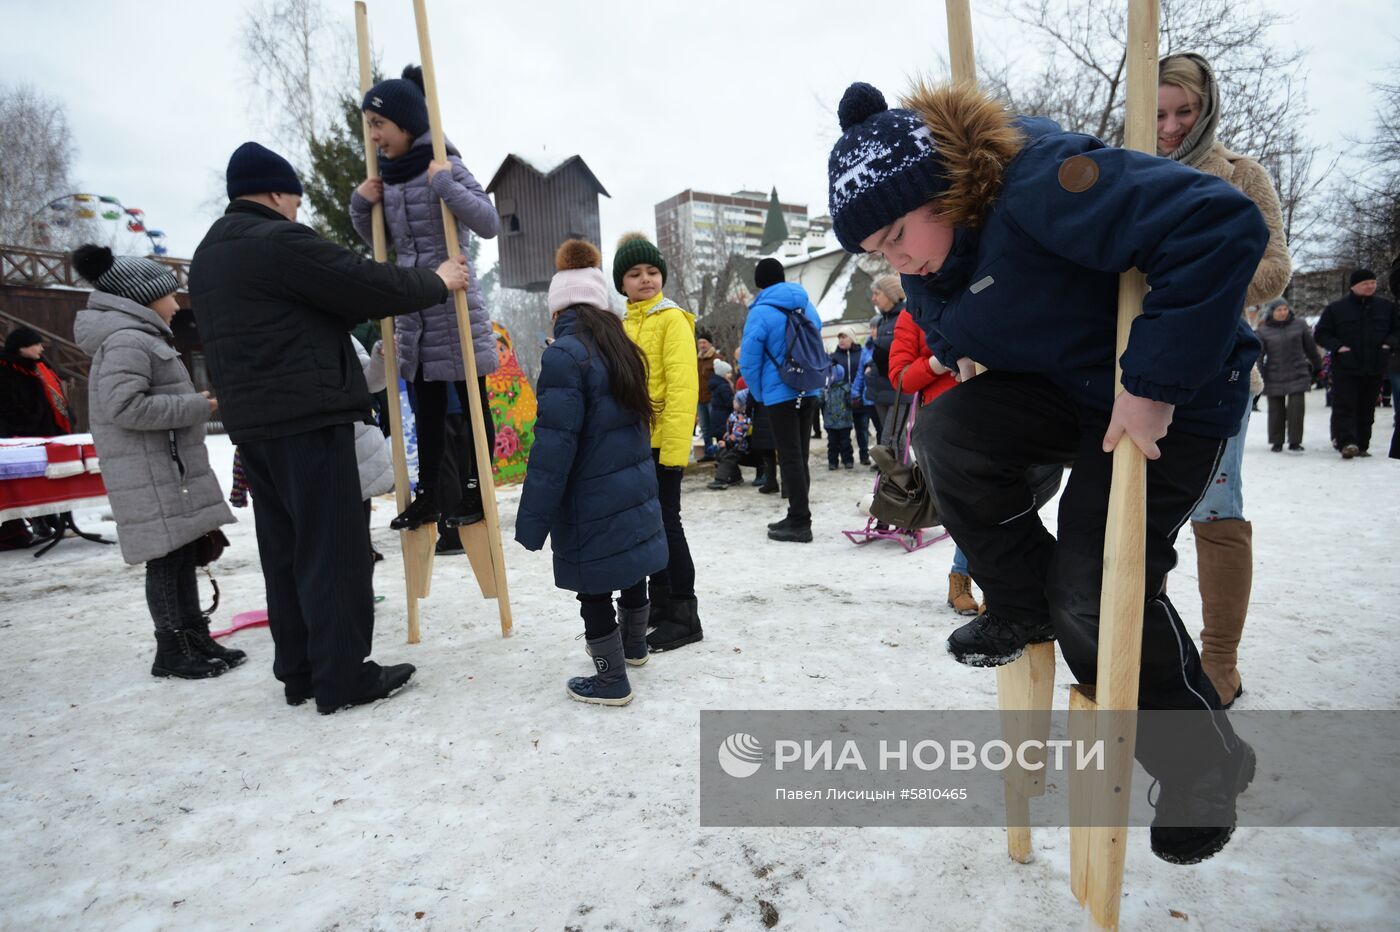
[6, 0, 1393, 273]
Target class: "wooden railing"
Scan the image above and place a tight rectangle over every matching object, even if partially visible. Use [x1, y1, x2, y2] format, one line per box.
[1, 243, 190, 292]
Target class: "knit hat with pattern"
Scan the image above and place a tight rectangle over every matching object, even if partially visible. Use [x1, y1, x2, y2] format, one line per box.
[612, 233, 667, 294]
[827, 82, 948, 253]
[72, 244, 178, 308]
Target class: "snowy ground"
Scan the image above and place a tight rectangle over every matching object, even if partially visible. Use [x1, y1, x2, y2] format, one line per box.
[2, 397, 1398, 931]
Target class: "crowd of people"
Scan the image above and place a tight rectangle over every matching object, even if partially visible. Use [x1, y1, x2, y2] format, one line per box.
[4, 50, 1400, 872]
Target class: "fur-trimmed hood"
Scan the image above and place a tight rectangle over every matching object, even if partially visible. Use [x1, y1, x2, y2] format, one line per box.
[899, 82, 1029, 229]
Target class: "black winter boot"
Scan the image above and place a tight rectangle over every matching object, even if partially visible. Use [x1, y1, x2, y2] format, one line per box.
[185, 616, 248, 668]
[946, 612, 1054, 667]
[390, 489, 439, 530]
[445, 478, 485, 528]
[619, 603, 651, 666]
[152, 630, 228, 679]
[1150, 739, 1256, 865]
[647, 596, 704, 652]
[768, 522, 812, 543]
[568, 629, 633, 706]
[647, 580, 671, 631]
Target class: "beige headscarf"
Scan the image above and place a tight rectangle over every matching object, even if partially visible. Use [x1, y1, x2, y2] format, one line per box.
[1158, 52, 1221, 168]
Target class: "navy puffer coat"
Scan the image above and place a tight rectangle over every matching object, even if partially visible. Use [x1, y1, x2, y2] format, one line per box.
[515, 308, 667, 593]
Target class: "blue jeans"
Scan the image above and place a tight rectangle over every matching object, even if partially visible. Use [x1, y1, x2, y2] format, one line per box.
[950, 543, 969, 576]
[853, 405, 874, 459]
[696, 404, 715, 458]
[1191, 404, 1250, 522]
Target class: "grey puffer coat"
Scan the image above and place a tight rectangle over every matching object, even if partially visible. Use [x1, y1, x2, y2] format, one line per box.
[1256, 307, 1322, 396]
[74, 292, 235, 565]
[350, 134, 499, 383]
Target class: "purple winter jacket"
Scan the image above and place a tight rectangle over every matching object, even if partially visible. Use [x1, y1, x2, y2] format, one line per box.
[350, 134, 499, 382]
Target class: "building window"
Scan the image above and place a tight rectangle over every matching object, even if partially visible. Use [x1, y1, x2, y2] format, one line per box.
[503, 214, 522, 236]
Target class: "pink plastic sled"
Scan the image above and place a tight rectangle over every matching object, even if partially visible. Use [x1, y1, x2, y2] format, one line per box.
[210, 609, 269, 640]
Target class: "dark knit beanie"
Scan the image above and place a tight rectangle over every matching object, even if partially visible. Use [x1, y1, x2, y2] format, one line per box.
[362, 65, 430, 139]
[72, 244, 179, 308]
[1350, 268, 1377, 286]
[613, 233, 667, 294]
[827, 82, 949, 253]
[4, 325, 44, 354]
[754, 257, 786, 290]
[226, 142, 304, 199]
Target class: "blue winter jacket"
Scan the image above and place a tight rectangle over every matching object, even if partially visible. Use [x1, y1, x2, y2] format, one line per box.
[514, 308, 667, 593]
[851, 342, 877, 405]
[739, 282, 827, 406]
[902, 117, 1267, 439]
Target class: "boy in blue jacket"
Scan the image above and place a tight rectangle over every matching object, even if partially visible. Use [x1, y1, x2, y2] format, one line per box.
[827, 80, 1267, 865]
[739, 258, 826, 543]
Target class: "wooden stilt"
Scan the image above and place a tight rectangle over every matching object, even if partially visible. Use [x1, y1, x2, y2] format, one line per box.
[944, 0, 1059, 866]
[355, 1, 434, 644]
[1067, 3, 1160, 927]
[995, 641, 1057, 863]
[411, 0, 513, 637]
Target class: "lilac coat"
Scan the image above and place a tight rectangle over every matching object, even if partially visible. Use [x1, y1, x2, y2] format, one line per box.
[350, 135, 499, 383]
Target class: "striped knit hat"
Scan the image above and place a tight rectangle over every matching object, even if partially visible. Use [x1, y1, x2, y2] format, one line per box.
[72, 244, 178, 307]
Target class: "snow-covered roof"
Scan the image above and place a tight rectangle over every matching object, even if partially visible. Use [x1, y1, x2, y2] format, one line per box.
[485, 153, 610, 197]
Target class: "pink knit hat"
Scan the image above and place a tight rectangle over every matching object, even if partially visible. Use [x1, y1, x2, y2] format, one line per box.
[548, 240, 611, 314]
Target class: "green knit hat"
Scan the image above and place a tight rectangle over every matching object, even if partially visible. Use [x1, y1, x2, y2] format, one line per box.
[612, 232, 667, 294]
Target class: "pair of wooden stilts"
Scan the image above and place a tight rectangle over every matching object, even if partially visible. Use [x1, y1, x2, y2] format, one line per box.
[354, 0, 512, 642]
[946, 1, 1159, 927]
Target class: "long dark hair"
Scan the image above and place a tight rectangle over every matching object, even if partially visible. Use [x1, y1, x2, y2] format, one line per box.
[573, 306, 655, 426]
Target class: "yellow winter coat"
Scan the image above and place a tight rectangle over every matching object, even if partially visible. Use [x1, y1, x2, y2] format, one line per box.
[623, 292, 698, 466]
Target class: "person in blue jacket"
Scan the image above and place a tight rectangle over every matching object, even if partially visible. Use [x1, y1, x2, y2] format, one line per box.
[827, 80, 1268, 866]
[515, 240, 667, 706]
[739, 258, 826, 543]
[850, 327, 881, 454]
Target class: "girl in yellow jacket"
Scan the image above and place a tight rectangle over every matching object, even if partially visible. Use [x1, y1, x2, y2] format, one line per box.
[614, 233, 703, 652]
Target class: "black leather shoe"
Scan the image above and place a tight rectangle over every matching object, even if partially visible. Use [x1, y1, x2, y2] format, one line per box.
[316, 663, 416, 715]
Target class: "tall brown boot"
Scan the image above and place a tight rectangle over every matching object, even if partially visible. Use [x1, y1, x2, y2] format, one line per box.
[1192, 519, 1252, 708]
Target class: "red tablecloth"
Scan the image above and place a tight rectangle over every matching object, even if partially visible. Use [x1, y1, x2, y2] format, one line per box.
[0, 435, 108, 521]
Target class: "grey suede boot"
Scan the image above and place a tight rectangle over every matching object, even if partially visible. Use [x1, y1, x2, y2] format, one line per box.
[567, 629, 633, 706]
[619, 602, 651, 667]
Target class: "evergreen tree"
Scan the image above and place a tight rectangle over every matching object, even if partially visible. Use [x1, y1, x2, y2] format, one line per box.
[304, 93, 370, 254]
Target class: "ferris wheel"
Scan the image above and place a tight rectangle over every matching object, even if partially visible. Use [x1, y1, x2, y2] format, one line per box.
[33, 193, 169, 256]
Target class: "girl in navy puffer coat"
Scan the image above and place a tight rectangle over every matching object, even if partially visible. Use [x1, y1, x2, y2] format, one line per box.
[352, 66, 499, 533]
[516, 241, 666, 706]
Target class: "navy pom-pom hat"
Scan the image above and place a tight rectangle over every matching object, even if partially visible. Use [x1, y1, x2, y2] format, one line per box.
[362, 66, 430, 139]
[827, 82, 949, 253]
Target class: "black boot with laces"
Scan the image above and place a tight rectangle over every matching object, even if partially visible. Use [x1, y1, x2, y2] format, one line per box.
[1149, 738, 1256, 865]
[946, 612, 1055, 667]
[186, 616, 248, 668]
[151, 629, 229, 679]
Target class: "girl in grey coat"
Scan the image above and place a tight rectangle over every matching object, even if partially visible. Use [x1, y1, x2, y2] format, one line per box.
[72, 245, 240, 681]
[1256, 297, 1322, 452]
[352, 66, 499, 532]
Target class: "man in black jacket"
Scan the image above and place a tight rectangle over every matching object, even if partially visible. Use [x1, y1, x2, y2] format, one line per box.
[190, 142, 469, 714]
[1314, 269, 1400, 458]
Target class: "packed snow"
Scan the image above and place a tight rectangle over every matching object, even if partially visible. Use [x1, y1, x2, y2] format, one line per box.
[2, 399, 1397, 929]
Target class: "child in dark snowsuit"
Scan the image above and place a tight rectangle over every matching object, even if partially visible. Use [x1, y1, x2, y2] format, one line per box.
[707, 389, 752, 489]
[515, 240, 667, 706]
[827, 79, 1267, 866]
[823, 364, 855, 469]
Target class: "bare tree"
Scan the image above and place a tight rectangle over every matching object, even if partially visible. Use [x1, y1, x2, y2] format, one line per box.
[240, 0, 356, 172]
[978, 0, 1329, 265]
[0, 84, 78, 247]
[1329, 76, 1400, 284]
